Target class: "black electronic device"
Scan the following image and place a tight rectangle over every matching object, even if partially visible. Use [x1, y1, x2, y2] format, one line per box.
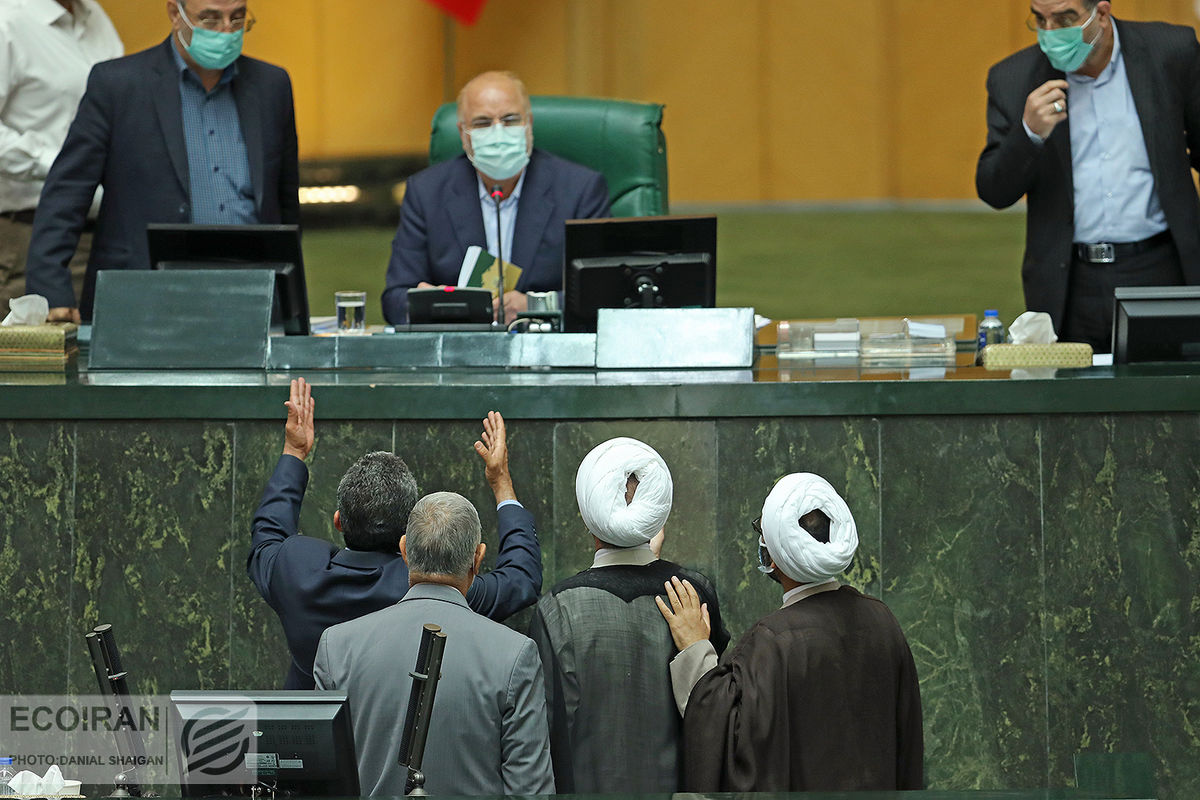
[406, 286, 494, 325]
[1112, 286, 1200, 363]
[85, 624, 149, 797]
[147, 224, 309, 335]
[168, 690, 358, 798]
[562, 215, 717, 333]
[397, 624, 448, 795]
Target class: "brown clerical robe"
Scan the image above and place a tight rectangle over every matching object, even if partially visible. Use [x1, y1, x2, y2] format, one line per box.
[681, 585, 923, 792]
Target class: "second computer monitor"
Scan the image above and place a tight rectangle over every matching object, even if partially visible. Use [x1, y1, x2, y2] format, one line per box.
[563, 215, 717, 333]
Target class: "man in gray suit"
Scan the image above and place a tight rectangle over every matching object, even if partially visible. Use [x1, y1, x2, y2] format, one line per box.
[313, 490, 554, 796]
[976, 0, 1200, 352]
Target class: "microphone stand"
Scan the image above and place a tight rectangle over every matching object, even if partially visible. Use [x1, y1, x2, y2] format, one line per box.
[397, 624, 448, 796]
[85, 624, 150, 798]
[490, 184, 507, 327]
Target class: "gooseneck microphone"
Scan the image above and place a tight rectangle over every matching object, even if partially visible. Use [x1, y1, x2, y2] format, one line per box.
[490, 184, 507, 327]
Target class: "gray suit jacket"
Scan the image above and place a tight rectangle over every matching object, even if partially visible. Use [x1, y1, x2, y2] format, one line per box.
[975, 19, 1200, 330]
[313, 582, 554, 796]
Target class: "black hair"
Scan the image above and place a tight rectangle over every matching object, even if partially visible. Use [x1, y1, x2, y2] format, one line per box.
[336, 452, 420, 552]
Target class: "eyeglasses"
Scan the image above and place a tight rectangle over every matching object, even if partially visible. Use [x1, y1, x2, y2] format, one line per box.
[752, 516, 773, 573]
[1025, 9, 1085, 31]
[182, 4, 257, 33]
[466, 113, 525, 130]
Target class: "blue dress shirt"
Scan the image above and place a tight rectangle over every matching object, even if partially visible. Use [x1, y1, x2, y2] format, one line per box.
[171, 44, 257, 224]
[1066, 23, 1167, 243]
[477, 170, 526, 266]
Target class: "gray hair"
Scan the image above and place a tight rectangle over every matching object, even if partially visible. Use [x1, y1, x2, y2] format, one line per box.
[405, 492, 482, 576]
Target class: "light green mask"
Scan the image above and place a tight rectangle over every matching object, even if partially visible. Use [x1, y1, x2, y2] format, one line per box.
[1036, 6, 1100, 73]
[176, 2, 243, 71]
[467, 124, 530, 181]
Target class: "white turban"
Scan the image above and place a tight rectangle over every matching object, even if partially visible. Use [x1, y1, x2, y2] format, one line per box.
[575, 437, 673, 547]
[761, 473, 858, 583]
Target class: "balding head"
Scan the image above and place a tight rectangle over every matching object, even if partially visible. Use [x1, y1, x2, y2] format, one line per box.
[456, 71, 531, 124]
[456, 71, 534, 180]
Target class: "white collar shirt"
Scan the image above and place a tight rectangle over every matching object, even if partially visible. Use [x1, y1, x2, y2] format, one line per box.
[0, 0, 123, 212]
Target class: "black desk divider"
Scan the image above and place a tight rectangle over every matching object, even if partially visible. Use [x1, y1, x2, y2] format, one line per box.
[88, 269, 274, 370]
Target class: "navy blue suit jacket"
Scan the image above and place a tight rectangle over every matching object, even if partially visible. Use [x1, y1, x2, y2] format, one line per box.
[247, 455, 543, 689]
[382, 149, 610, 323]
[24, 38, 299, 319]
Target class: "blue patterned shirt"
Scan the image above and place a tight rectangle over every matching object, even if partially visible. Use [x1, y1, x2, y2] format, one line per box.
[170, 44, 257, 224]
[1065, 22, 1167, 243]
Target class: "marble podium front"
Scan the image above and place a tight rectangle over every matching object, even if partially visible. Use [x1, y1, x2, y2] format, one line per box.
[0, 364, 1196, 798]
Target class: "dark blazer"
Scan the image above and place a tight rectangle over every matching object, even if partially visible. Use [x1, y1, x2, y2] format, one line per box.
[246, 454, 543, 690]
[24, 37, 300, 319]
[975, 19, 1200, 330]
[382, 149, 611, 323]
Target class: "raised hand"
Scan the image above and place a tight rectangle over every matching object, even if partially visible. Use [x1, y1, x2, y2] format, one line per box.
[473, 410, 516, 503]
[283, 377, 315, 460]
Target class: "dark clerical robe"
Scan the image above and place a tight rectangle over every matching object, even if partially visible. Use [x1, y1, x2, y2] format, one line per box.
[681, 584, 923, 791]
[529, 554, 730, 793]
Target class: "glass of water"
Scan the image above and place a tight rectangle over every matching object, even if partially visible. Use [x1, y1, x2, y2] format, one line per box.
[335, 290, 366, 334]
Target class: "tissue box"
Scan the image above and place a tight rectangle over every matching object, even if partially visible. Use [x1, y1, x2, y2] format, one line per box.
[982, 342, 1093, 369]
[0, 322, 79, 371]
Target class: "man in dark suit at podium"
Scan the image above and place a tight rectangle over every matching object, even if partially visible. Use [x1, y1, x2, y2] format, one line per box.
[24, 0, 299, 323]
[382, 70, 610, 324]
[976, 0, 1200, 351]
[247, 378, 543, 689]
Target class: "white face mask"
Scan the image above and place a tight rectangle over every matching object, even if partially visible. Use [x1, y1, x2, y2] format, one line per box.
[467, 124, 530, 181]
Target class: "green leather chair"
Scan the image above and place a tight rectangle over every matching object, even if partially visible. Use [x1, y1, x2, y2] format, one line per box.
[428, 96, 668, 217]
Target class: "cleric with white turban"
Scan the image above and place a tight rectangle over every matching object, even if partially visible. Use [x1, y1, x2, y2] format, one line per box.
[575, 437, 673, 547]
[761, 472, 858, 583]
[533, 437, 730, 793]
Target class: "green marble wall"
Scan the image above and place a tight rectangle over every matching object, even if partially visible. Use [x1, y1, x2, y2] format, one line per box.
[1, 412, 1197, 798]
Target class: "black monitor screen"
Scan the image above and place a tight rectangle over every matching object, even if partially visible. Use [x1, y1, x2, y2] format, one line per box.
[1113, 286, 1200, 363]
[169, 690, 358, 797]
[148, 224, 309, 335]
[563, 215, 717, 332]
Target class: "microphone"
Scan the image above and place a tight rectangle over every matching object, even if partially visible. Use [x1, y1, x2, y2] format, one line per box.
[490, 184, 507, 326]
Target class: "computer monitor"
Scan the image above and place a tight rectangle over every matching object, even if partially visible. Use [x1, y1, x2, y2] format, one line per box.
[169, 690, 359, 797]
[562, 215, 717, 333]
[148, 224, 310, 335]
[1112, 286, 1200, 363]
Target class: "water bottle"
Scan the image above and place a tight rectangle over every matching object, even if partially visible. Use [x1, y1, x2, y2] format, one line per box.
[0, 756, 16, 793]
[976, 309, 1006, 364]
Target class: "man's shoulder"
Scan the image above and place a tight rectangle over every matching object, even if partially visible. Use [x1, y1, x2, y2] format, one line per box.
[988, 42, 1048, 79]
[1118, 18, 1200, 55]
[529, 148, 604, 185]
[234, 53, 293, 85]
[404, 155, 475, 195]
[543, 557, 713, 603]
[658, 558, 718, 590]
[88, 40, 170, 79]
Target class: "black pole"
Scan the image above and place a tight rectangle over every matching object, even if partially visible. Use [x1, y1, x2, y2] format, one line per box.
[85, 624, 149, 797]
[397, 624, 448, 796]
[491, 186, 507, 327]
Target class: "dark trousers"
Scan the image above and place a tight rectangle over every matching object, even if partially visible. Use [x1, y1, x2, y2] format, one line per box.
[1060, 237, 1183, 353]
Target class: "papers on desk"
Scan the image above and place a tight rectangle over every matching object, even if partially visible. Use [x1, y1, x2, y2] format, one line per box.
[458, 245, 523, 296]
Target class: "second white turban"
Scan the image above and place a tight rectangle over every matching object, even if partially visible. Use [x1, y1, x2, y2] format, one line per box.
[575, 437, 673, 547]
[762, 473, 858, 583]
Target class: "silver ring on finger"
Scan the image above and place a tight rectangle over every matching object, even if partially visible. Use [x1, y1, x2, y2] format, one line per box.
[1052, 101, 1064, 114]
